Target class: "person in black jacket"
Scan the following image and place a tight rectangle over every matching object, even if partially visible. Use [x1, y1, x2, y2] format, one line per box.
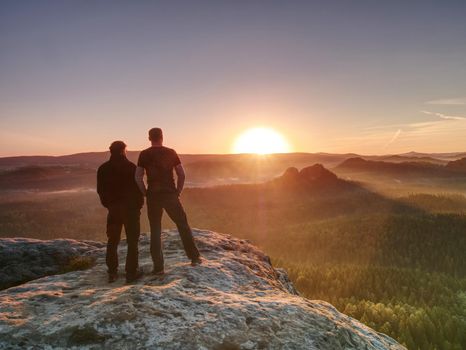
[97, 141, 144, 283]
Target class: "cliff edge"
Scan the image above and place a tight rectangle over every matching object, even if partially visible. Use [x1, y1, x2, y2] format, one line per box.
[0, 230, 405, 349]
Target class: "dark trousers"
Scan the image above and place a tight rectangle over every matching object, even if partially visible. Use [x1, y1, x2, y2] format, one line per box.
[146, 192, 200, 270]
[106, 203, 141, 276]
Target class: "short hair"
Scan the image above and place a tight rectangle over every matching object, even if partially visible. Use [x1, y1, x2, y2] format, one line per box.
[109, 140, 127, 155]
[149, 128, 163, 142]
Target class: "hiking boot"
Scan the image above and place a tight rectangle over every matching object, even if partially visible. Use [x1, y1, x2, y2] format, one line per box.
[126, 268, 144, 283]
[151, 268, 165, 276]
[108, 272, 118, 283]
[191, 256, 203, 266]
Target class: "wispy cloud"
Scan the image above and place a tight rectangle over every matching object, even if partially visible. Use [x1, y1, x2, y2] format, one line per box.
[320, 107, 466, 153]
[385, 129, 402, 148]
[420, 110, 466, 120]
[337, 112, 466, 153]
[426, 97, 466, 105]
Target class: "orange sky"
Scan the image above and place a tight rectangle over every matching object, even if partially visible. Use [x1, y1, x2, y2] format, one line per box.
[1, 1, 466, 156]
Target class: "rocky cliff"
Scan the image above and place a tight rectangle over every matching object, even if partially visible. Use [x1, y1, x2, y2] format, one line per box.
[0, 230, 405, 350]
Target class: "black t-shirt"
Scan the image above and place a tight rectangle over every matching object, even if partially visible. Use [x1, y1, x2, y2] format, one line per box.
[137, 146, 181, 193]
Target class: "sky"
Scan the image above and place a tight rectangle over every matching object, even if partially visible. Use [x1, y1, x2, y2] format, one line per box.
[1, 0, 466, 156]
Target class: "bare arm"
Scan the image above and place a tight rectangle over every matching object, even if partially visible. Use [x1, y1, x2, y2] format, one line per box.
[135, 166, 147, 196]
[175, 164, 185, 195]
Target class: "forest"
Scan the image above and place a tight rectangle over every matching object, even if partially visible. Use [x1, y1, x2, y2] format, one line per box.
[0, 174, 465, 349]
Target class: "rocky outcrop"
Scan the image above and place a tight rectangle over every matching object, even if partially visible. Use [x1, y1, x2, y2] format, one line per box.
[0, 230, 405, 350]
[274, 164, 356, 193]
[279, 164, 338, 184]
[299, 164, 339, 182]
[0, 238, 104, 290]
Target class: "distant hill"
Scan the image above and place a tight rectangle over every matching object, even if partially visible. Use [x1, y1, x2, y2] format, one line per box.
[0, 152, 366, 189]
[0, 152, 112, 169]
[400, 151, 466, 160]
[1, 151, 465, 191]
[2, 150, 463, 170]
[335, 157, 466, 178]
[0, 166, 97, 191]
[0, 151, 359, 170]
[376, 155, 447, 165]
[0, 161, 356, 193]
[445, 157, 466, 172]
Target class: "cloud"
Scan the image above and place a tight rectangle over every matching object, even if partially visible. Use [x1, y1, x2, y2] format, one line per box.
[420, 110, 466, 120]
[323, 109, 466, 154]
[385, 129, 402, 147]
[345, 112, 466, 153]
[426, 97, 466, 105]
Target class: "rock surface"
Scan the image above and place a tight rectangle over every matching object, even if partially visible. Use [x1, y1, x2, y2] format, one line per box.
[0, 238, 105, 290]
[0, 229, 405, 350]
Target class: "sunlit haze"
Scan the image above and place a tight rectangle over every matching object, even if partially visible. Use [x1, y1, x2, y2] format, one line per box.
[233, 127, 291, 154]
[1, 1, 466, 156]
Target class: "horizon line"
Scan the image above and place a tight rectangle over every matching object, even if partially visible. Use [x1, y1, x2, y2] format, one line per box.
[1, 150, 466, 160]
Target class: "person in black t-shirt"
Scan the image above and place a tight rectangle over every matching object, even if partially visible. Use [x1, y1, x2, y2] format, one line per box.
[97, 141, 144, 283]
[135, 128, 201, 274]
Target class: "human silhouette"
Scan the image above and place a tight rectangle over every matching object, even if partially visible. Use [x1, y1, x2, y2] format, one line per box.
[135, 128, 202, 275]
[97, 141, 144, 283]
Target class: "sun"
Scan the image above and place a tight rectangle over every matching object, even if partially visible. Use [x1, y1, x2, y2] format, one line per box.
[233, 127, 291, 154]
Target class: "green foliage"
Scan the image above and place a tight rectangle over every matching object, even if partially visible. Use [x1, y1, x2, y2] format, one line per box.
[280, 263, 466, 349]
[68, 325, 106, 344]
[400, 193, 466, 214]
[60, 256, 96, 273]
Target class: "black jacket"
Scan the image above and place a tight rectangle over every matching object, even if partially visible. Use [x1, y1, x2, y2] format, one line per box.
[97, 155, 144, 209]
